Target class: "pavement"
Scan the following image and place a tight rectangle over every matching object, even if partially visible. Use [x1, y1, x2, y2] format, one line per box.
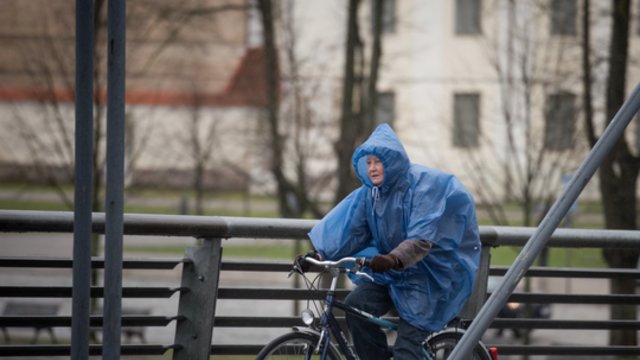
[0, 232, 636, 360]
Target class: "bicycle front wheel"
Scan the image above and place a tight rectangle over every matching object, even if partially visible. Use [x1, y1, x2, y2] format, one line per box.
[426, 332, 492, 360]
[256, 331, 341, 360]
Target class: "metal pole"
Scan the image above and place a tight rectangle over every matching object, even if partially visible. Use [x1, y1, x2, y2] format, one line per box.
[71, 0, 94, 358]
[102, 0, 126, 358]
[449, 83, 640, 359]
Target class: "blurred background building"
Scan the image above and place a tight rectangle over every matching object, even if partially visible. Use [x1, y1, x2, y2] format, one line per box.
[0, 0, 639, 218]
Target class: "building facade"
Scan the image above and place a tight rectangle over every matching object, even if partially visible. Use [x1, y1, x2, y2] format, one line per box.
[1, 0, 639, 209]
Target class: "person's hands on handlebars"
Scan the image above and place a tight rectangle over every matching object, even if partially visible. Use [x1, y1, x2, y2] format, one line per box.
[294, 250, 321, 273]
[369, 254, 402, 272]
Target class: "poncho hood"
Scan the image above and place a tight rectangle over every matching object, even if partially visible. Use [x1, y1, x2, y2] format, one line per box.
[352, 123, 410, 191]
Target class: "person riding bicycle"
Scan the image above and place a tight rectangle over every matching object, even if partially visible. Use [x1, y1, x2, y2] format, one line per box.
[299, 123, 481, 359]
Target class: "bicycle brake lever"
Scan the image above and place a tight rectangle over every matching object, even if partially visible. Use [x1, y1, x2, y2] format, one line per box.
[289, 263, 302, 278]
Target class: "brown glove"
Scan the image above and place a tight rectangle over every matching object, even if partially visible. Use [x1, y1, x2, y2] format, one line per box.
[294, 251, 320, 273]
[369, 254, 401, 273]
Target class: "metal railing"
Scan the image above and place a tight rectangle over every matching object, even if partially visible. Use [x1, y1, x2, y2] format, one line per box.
[0, 210, 639, 358]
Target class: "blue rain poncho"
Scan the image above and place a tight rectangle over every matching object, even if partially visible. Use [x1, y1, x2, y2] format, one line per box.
[309, 124, 481, 332]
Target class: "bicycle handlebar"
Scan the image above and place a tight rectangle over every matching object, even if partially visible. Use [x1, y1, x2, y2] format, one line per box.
[299, 256, 374, 281]
[303, 256, 368, 268]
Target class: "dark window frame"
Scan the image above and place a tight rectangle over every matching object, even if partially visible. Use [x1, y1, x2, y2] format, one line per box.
[452, 93, 481, 148]
[375, 91, 395, 126]
[544, 92, 577, 151]
[550, 0, 577, 36]
[455, 0, 482, 35]
[371, 0, 396, 34]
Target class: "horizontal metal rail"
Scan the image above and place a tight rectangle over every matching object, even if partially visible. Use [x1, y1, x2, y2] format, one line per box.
[490, 266, 640, 279]
[217, 287, 349, 300]
[0, 257, 181, 270]
[0, 344, 176, 357]
[0, 315, 181, 328]
[207, 344, 640, 357]
[504, 292, 640, 304]
[209, 316, 640, 331]
[215, 287, 640, 305]
[2, 210, 640, 248]
[0, 286, 183, 298]
[495, 345, 640, 356]
[491, 318, 640, 330]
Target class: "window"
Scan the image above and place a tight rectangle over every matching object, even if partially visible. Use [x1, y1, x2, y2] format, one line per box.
[453, 93, 480, 148]
[544, 93, 576, 151]
[550, 0, 577, 36]
[371, 0, 396, 34]
[375, 91, 395, 126]
[455, 0, 482, 35]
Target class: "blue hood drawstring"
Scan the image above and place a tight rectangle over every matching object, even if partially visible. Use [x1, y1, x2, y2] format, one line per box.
[371, 186, 380, 216]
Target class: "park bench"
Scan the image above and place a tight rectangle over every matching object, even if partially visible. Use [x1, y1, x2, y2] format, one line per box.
[91, 306, 152, 344]
[1, 301, 60, 344]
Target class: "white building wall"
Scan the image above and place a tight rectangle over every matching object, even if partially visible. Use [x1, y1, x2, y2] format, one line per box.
[2, 0, 638, 206]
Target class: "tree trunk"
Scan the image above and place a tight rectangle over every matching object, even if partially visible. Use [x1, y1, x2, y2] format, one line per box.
[258, 0, 300, 218]
[334, 0, 362, 204]
[598, 0, 639, 347]
[581, 0, 596, 146]
[365, 0, 384, 135]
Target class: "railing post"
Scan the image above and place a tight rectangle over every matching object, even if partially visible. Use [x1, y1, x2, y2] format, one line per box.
[173, 237, 222, 360]
[459, 245, 491, 319]
[102, 0, 126, 358]
[71, 0, 94, 358]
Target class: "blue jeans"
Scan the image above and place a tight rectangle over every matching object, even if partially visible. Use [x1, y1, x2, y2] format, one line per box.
[344, 281, 429, 359]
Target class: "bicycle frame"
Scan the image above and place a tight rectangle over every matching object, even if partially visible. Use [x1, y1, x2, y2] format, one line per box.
[302, 259, 399, 360]
[295, 257, 495, 360]
[316, 291, 400, 359]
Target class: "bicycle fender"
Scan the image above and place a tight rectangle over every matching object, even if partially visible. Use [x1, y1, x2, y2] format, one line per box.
[425, 328, 493, 359]
[425, 326, 466, 342]
[291, 326, 322, 337]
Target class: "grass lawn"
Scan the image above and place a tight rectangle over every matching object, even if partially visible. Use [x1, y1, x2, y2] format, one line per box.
[124, 242, 313, 260]
[489, 246, 606, 268]
[124, 241, 606, 269]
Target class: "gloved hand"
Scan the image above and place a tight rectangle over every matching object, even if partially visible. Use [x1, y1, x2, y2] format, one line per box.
[294, 251, 320, 273]
[369, 254, 400, 273]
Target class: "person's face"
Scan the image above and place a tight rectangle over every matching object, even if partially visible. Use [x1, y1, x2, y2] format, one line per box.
[366, 155, 384, 186]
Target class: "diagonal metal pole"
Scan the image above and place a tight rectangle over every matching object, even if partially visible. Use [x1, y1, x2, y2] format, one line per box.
[71, 0, 94, 358]
[449, 83, 640, 359]
[102, 0, 126, 358]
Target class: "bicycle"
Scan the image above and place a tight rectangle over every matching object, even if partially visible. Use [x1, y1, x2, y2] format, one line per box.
[256, 256, 498, 360]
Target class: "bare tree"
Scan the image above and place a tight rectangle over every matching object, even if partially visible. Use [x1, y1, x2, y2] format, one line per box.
[582, 0, 639, 347]
[183, 91, 221, 215]
[2, 1, 254, 328]
[256, 0, 336, 218]
[258, 0, 298, 218]
[335, 0, 385, 204]
[465, 1, 585, 229]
